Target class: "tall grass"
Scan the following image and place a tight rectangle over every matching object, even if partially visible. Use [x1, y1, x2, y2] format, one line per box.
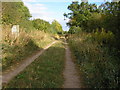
[29, 30, 55, 48]
[68, 31, 119, 88]
[2, 25, 55, 71]
[5, 42, 65, 88]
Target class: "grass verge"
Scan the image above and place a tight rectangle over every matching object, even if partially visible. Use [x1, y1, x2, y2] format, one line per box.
[68, 33, 119, 88]
[5, 41, 65, 88]
[2, 26, 55, 71]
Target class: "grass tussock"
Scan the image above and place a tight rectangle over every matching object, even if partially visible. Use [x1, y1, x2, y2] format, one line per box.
[5, 41, 65, 88]
[2, 25, 55, 71]
[68, 32, 119, 88]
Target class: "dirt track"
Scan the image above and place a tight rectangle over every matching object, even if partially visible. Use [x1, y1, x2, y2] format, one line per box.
[63, 42, 80, 88]
[2, 41, 57, 84]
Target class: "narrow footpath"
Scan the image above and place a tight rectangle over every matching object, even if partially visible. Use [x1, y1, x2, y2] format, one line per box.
[63, 42, 81, 88]
[2, 41, 57, 84]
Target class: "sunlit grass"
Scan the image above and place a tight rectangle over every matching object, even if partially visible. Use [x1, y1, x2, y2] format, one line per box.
[2, 26, 55, 71]
[5, 41, 65, 88]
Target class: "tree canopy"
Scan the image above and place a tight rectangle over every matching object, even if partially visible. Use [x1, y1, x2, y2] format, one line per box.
[32, 19, 50, 32]
[2, 2, 31, 25]
[2, 1, 63, 34]
[64, 1, 120, 34]
[51, 20, 63, 34]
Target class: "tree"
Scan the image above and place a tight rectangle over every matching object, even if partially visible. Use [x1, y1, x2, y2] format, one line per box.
[64, 1, 120, 33]
[2, 1, 32, 29]
[64, 2, 99, 32]
[32, 19, 50, 32]
[51, 20, 63, 34]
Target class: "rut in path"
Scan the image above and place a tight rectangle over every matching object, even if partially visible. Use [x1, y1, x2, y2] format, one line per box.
[63, 42, 81, 88]
[2, 41, 57, 84]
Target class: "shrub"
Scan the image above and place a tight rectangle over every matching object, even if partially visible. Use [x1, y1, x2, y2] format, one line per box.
[91, 28, 115, 46]
[2, 26, 55, 71]
[68, 32, 119, 88]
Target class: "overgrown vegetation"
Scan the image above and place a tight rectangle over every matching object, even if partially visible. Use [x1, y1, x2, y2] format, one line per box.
[2, 25, 55, 71]
[69, 33, 119, 88]
[5, 42, 65, 88]
[64, 1, 120, 88]
[2, 1, 64, 71]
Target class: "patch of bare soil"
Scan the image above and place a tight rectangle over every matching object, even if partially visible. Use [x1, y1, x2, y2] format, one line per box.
[63, 43, 81, 88]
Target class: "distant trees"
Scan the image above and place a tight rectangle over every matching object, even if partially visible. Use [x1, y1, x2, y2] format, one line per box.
[2, 1, 63, 34]
[51, 20, 63, 34]
[32, 19, 63, 34]
[32, 19, 50, 32]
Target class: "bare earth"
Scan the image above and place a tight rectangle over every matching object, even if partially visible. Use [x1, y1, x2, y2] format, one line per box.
[63, 43, 80, 88]
[2, 41, 57, 84]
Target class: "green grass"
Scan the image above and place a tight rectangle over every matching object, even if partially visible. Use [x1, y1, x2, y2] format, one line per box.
[68, 33, 119, 88]
[2, 29, 55, 71]
[5, 41, 65, 88]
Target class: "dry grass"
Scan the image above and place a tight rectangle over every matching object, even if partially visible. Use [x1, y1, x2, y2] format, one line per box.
[5, 41, 65, 88]
[68, 32, 119, 88]
[2, 25, 55, 71]
[29, 30, 55, 48]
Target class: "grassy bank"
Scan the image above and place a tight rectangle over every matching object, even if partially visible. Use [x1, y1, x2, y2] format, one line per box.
[5, 41, 65, 88]
[68, 32, 119, 88]
[2, 26, 55, 71]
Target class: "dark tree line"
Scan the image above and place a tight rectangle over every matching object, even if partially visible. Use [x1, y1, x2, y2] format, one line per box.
[64, 1, 120, 33]
[64, 1, 120, 50]
[64, 1, 120, 88]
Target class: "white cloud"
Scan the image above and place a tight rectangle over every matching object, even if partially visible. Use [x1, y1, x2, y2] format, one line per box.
[22, 0, 81, 2]
[23, 1, 69, 31]
[23, 2, 49, 17]
[23, 2, 56, 22]
[22, 0, 107, 3]
[24, 3, 47, 12]
[22, 0, 38, 2]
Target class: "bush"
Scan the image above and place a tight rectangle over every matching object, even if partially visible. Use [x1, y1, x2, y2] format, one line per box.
[68, 32, 119, 88]
[91, 28, 115, 46]
[2, 26, 55, 71]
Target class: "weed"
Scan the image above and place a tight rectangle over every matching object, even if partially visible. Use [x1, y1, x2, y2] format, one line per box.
[2, 26, 55, 71]
[68, 32, 119, 88]
[5, 41, 65, 88]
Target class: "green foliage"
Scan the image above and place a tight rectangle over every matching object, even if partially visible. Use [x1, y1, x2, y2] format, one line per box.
[5, 42, 65, 88]
[99, 2, 120, 36]
[91, 28, 115, 46]
[2, 26, 55, 71]
[2, 2, 32, 29]
[64, 2, 99, 30]
[68, 26, 82, 34]
[51, 20, 63, 34]
[2, 30, 39, 71]
[64, 1, 120, 34]
[86, 13, 103, 32]
[2, 1, 63, 33]
[65, 1, 120, 88]
[68, 32, 119, 88]
[32, 19, 50, 32]
[32, 19, 63, 34]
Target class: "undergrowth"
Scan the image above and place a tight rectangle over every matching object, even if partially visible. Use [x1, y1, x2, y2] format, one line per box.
[68, 31, 119, 88]
[5, 41, 65, 88]
[2, 25, 55, 71]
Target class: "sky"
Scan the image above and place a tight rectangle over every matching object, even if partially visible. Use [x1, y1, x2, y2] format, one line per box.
[22, 0, 112, 31]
